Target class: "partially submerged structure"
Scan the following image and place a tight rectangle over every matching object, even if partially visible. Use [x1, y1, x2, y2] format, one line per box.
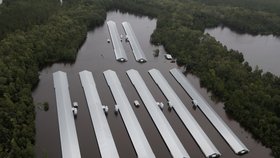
[127, 69, 190, 158]
[122, 22, 147, 62]
[170, 68, 249, 155]
[149, 69, 221, 158]
[104, 70, 155, 158]
[79, 70, 120, 158]
[53, 71, 81, 158]
[107, 21, 128, 62]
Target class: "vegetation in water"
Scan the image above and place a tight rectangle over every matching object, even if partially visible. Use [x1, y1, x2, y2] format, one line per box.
[153, 49, 159, 57]
[43, 102, 49, 112]
[0, 0, 280, 157]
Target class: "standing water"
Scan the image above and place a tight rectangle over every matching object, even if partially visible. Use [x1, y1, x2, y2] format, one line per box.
[205, 26, 280, 76]
[33, 11, 273, 158]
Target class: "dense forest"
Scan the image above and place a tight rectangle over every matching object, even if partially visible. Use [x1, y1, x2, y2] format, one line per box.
[0, 0, 107, 157]
[0, 0, 280, 157]
[194, 0, 280, 15]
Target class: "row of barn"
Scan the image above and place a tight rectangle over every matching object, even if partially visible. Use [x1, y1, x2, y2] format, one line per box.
[107, 21, 147, 63]
[53, 68, 249, 158]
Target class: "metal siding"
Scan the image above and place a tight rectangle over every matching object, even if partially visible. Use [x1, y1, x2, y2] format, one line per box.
[170, 68, 249, 154]
[79, 70, 120, 158]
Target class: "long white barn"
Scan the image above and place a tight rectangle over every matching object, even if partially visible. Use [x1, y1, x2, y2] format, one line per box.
[107, 20, 128, 62]
[170, 68, 249, 155]
[122, 22, 147, 62]
[53, 71, 81, 158]
[149, 69, 221, 158]
[127, 69, 190, 158]
[79, 70, 120, 158]
[103, 70, 155, 158]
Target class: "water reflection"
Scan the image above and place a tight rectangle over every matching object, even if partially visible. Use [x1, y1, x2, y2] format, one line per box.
[205, 26, 280, 76]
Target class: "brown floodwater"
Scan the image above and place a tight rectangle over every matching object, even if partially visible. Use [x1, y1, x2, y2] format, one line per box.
[33, 11, 273, 158]
[205, 26, 280, 76]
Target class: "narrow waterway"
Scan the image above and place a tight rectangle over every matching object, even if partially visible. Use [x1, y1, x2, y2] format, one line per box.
[33, 11, 273, 158]
[205, 26, 280, 76]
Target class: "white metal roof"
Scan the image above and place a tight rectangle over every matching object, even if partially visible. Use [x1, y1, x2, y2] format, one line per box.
[107, 21, 128, 61]
[79, 70, 120, 158]
[148, 69, 221, 158]
[122, 22, 147, 62]
[103, 70, 155, 158]
[53, 71, 81, 158]
[165, 54, 172, 60]
[127, 69, 190, 158]
[170, 68, 249, 155]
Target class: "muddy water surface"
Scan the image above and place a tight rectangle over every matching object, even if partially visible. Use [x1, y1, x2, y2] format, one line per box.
[33, 11, 273, 158]
[205, 26, 280, 76]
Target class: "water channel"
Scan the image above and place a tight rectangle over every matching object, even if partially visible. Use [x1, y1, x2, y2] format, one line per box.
[33, 11, 273, 158]
[205, 26, 280, 76]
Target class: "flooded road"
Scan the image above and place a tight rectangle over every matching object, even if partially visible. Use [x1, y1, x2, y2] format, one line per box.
[33, 11, 273, 158]
[205, 26, 280, 76]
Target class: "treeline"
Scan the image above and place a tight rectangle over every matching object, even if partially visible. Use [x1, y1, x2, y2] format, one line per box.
[1, 0, 280, 157]
[191, 5, 280, 35]
[152, 24, 280, 157]
[0, 0, 60, 40]
[150, 0, 280, 35]
[193, 0, 280, 15]
[0, 0, 106, 157]
[150, 0, 280, 157]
